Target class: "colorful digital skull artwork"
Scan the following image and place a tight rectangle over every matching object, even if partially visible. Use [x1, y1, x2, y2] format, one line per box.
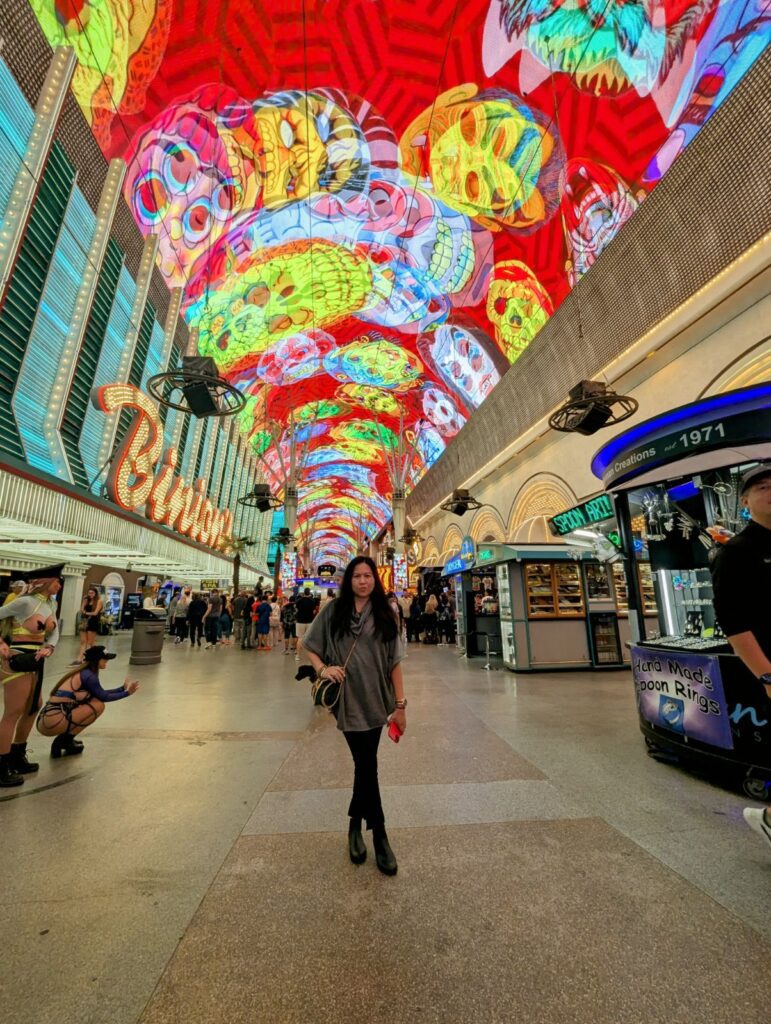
[560, 160, 643, 284]
[255, 331, 337, 387]
[482, 0, 720, 98]
[30, 0, 171, 149]
[53, 1, 765, 564]
[323, 337, 423, 391]
[187, 240, 374, 373]
[400, 84, 563, 232]
[125, 87, 257, 286]
[644, 0, 771, 181]
[250, 89, 369, 208]
[419, 319, 509, 411]
[486, 262, 554, 362]
[420, 386, 467, 438]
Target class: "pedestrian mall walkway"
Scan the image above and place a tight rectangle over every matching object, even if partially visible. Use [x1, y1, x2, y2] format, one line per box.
[2, 636, 769, 1024]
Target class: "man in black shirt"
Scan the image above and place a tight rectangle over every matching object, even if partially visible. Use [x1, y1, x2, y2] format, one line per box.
[712, 463, 771, 848]
[294, 588, 317, 662]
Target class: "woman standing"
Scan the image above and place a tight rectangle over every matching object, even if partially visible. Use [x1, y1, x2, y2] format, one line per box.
[303, 556, 406, 875]
[0, 565, 63, 786]
[219, 595, 234, 645]
[36, 646, 139, 757]
[77, 587, 103, 662]
[422, 593, 439, 644]
[268, 594, 282, 650]
[173, 588, 191, 644]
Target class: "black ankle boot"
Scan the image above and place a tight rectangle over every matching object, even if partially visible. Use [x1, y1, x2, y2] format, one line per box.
[373, 827, 397, 876]
[10, 742, 39, 774]
[51, 734, 84, 759]
[0, 752, 24, 787]
[348, 818, 366, 865]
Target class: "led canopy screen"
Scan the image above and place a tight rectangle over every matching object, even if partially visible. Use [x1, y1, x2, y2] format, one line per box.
[31, 0, 770, 561]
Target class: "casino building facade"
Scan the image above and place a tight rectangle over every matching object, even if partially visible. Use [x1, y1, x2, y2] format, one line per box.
[0, 14, 272, 633]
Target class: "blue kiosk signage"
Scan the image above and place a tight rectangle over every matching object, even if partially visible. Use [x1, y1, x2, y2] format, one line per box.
[443, 535, 476, 576]
[592, 384, 771, 489]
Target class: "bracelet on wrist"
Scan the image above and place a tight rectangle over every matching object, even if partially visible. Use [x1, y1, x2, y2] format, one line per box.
[394, 699, 407, 709]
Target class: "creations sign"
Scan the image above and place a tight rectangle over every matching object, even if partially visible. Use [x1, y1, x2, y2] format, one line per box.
[91, 383, 233, 552]
[631, 645, 733, 750]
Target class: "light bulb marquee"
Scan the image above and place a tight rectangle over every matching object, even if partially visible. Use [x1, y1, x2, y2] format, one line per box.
[91, 383, 234, 551]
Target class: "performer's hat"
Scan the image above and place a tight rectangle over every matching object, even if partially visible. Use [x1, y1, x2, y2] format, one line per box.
[21, 564, 65, 582]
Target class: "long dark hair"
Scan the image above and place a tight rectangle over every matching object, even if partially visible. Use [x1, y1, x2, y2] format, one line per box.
[330, 556, 397, 641]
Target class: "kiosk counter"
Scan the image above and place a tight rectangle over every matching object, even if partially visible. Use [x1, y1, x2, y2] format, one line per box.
[592, 382, 771, 798]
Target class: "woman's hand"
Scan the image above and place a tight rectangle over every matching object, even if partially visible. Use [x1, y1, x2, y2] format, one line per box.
[0, 640, 9, 663]
[124, 678, 140, 695]
[390, 707, 407, 735]
[35, 646, 54, 660]
[322, 664, 346, 684]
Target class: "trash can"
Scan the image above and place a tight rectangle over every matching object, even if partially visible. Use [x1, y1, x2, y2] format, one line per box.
[130, 611, 166, 665]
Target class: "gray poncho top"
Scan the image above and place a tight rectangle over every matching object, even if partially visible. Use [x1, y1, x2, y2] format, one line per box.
[302, 601, 405, 732]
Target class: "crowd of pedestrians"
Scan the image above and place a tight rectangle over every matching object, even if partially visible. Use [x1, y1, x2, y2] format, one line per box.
[163, 579, 338, 655]
[400, 590, 456, 646]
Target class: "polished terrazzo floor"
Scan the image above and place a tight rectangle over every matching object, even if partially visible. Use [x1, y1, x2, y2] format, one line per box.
[2, 635, 769, 1024]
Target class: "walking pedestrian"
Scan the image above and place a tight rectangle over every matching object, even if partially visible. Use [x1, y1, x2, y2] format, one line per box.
[203, 589, 223, 649]
[302, 556, 407, 875]
[173, 588, 191, 644]
[187, 592, 207, 647]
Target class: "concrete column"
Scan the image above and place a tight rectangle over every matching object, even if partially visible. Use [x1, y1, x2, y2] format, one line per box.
[60, 566, 86, 638]
[392, 489, 406, 555]
[0, 46, 76, 309]
[284, 485, 298, 542]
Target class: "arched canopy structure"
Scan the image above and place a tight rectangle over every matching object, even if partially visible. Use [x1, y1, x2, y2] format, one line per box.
[32, 0, 770, 559]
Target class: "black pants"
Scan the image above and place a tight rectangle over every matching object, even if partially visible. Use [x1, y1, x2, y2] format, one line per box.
[343, 727, 384, 830]
[188, 617, 204, 645]
[406, 619, 421, 642]
[174, 618, 188, 641]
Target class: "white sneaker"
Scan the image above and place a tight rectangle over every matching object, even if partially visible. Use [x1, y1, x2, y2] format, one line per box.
[743, 807, 771, 849]
[205, 643, 212, 649]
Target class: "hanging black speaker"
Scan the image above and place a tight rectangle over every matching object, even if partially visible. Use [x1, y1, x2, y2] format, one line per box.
[549, 380, 638, 435]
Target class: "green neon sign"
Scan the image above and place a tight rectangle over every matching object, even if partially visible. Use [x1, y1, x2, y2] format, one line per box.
[549, 494, 615, 537]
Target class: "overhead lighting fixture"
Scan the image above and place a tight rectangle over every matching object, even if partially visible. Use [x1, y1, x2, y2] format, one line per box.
[238, 484, 283, 513]
[399, 527, 424, 545]
[439, 489, 483, 516]
[548, 380, 638, 435]
[148, 355, 245, 418]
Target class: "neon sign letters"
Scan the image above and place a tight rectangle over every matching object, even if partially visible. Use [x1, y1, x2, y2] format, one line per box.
[91, 383, 233, 551]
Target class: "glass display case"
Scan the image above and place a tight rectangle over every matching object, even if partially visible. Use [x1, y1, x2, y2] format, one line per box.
[588, 612, 623, 665]
[525, 563, 585, 619]
[584, 562, 612, 600]
[525, 563, 556, 617]
[612, 562, 658, 615]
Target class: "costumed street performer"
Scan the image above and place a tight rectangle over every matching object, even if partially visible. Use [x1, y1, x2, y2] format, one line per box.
[36, 645, 139, 758]
[0, 564, 63, 787]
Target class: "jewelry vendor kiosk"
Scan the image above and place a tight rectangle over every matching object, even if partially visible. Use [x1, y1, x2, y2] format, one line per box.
[591, 382, 771, 798]
[455, 541, 597, 671]
[548, 494, 660, 666]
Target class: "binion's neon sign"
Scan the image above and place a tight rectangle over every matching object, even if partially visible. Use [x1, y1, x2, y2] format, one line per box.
[91, 383, 233, 551]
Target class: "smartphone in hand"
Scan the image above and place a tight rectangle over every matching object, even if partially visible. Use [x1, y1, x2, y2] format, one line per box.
[388, 719, 403, 743]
